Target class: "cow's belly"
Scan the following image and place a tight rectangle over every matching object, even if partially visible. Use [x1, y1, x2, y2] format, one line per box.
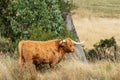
[33, 54, 53, 65]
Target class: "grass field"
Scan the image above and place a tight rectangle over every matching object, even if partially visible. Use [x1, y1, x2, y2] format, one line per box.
[72, 17, 120, 49]
[73, 0, 120, 18]
[72, 0, 120, 49]
[0, 55, 120, 80]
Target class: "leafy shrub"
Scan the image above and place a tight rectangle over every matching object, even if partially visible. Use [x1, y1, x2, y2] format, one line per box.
[59, 0, 76, 13]
[28, 26, 75, 41]
[87, 37, 117, 62]
[28, 26, 56, 41]
[0, 0, 76, 41]
[0, 0, 74, 41]
[94, 37, 116, 48]
[0, 36, 14, 53]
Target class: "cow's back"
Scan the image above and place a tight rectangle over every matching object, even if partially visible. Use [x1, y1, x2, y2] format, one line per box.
[21, 40, 59, 54]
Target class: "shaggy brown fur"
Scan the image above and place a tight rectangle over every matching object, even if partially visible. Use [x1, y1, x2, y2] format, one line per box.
[18, 38, 75, 69]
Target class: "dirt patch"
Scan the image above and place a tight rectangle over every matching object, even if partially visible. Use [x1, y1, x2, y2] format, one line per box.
[72, 14, 120, 49]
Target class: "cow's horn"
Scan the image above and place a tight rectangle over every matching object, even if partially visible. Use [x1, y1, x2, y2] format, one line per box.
[72, 40, 85, 44]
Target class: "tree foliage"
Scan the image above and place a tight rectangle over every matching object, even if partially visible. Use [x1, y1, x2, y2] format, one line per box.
[0, 0, 75, 42]
[58, 0, 76, 13]
[16, 0, 63, 40]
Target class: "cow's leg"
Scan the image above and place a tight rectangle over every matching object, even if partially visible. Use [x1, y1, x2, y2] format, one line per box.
[24, 59, 37, 79]
[18, 56, 24, 72]
[49, 58, 59, 69]
[49, 63, 55, 69]
[24, 59, 37, 72]
[25, 59, 33, 68]
[49, 61, 57, 69]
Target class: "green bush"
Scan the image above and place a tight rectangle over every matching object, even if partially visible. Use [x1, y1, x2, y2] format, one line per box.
[19, 25, 75, 41]
[94, 37, 116, 48]
[28, 26, 56, 41]
[0, 36, 14, 53]
[59, 0, 76, 13]
[0, 0, 76, 41]
[0, 0, 75, 41]
[87, 37, 117, 62]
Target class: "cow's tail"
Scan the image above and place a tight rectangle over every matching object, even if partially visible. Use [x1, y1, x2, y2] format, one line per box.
[18, 41, 24, 69]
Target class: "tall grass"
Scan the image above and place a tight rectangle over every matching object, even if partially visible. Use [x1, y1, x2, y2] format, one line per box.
[0, 54, 120, 80]
[73, 0, 120, 18]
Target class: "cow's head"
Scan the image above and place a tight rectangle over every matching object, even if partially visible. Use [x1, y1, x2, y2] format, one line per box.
[59, 38, 75, 53]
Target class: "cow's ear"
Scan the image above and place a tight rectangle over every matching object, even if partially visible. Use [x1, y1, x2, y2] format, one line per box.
[59, 40, 66, 46]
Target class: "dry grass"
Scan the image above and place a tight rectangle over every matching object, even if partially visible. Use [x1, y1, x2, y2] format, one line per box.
[73, 0, 120, 18]
[40, 60, 120, 80]
[72, 16, 120, 49]
[0, 55, 120, 80]
[71, 0, 120, 49]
